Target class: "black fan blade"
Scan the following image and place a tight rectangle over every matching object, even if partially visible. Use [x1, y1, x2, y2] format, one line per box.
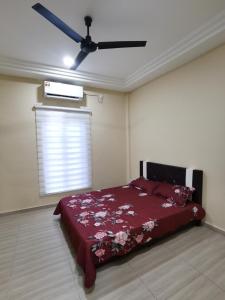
[71, 51, 89, 70]
[98, 41, 147, 49]
[32, 3, 84, 43]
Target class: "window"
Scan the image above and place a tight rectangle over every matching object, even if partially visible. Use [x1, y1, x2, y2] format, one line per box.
[35, 107, 92, 195]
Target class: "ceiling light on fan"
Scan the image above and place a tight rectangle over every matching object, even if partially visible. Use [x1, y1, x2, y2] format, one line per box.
[32, 3, 147, 70]
[63, 56, 75, 68]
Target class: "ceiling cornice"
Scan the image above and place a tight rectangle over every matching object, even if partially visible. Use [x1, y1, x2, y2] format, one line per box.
[125, 9, 225, 90]
[0, 9, 225, 92]
[0, 56, 125, 91]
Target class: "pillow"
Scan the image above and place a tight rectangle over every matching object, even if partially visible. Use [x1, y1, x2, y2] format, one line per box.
[129, 177, 160, 195]
[154, 182, 195, 207]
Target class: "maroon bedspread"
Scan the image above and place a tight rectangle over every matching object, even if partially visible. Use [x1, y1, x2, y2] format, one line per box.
[54, 185, 205, 288]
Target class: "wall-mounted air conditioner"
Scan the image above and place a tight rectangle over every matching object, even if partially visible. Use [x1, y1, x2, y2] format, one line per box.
[44, 81, 83, 100]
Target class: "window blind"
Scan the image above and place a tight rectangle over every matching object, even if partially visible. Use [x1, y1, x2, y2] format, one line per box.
[35, 107, 92, 196]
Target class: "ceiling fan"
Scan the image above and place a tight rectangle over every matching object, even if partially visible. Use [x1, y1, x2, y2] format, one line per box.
[32, 3, 147, 70]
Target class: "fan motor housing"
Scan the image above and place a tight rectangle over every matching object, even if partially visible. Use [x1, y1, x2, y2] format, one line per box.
[81, 38, 97, 53]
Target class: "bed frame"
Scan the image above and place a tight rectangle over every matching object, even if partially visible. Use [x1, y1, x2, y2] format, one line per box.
[140, 161, 203, 205]
[58, 161, 204, 287]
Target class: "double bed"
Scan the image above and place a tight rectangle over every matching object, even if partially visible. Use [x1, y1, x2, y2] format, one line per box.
[54, 161, 205, 288]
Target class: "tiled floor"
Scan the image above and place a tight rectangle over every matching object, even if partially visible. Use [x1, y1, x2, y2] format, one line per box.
[1, 207, 225, 300]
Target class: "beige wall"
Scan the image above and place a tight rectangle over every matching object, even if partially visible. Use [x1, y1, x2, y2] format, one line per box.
[1, 45, 225, 232]
[0, 76, 127, 213]
[128, 44, 225, 231]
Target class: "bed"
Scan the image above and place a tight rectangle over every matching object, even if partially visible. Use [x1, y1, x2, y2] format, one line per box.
[54, 161, 205, 288]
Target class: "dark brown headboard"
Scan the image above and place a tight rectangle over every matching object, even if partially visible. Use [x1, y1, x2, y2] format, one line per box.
[140, 161, 203, 205]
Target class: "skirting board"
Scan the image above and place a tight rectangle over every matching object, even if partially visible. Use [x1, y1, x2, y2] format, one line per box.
[204, 221, 225, 237]
[0, 203, 56, 216]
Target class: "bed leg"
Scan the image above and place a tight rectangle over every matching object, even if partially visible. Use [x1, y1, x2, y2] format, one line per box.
[195, 220, 202, 226]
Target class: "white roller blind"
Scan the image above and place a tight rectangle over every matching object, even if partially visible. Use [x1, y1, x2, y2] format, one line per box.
[35, 108, 92, 195]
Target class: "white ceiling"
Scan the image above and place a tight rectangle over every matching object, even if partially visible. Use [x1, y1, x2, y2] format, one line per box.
[0, 0, 225, 91]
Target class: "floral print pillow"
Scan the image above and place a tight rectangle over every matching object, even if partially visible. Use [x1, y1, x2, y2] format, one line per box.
[129, 177, 160, 195]
[154, 183, 195, 207]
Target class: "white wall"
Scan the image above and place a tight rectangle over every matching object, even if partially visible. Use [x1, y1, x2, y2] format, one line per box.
[1, 44, 225, 232]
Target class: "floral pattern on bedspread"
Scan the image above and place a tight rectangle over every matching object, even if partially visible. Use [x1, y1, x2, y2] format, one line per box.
[68, 192, 138, 228]
[88, 217, 158, 262]
[63, 189, 161, 262]
[54, 186, 205, 288]
[64, 189, 204, 263]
